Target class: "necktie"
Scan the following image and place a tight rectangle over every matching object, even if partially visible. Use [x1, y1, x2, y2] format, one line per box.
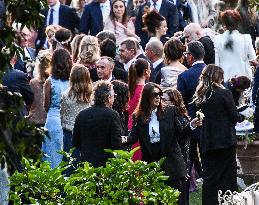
[153, 2, 157, 11]
[48, 8, 54, 25]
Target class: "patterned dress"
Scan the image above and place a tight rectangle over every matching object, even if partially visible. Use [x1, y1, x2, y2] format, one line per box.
[42, 77, 69, 168]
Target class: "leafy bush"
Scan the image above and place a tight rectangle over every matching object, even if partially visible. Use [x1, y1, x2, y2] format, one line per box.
[9, 148, 180, 204]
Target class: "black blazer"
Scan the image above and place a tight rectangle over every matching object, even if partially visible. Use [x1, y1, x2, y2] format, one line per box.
[199, 88, 244, 153]
[35, 4, 80, 50]
[73, 105, 123, 167]
[127, 106, 189, 180]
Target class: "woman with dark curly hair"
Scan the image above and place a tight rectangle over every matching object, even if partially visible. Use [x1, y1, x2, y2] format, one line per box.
[143, 10, 168, 42]
[161, 38, 187, 88]
[104, 0, 139, 45]
[42, 48, 72, 169]
[111, 80, 129, 136]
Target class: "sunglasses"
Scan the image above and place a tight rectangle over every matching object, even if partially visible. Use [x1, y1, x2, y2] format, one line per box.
[152, 91, 163, 98]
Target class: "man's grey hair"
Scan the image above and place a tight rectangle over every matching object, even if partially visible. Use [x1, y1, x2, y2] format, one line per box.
[146, 40, 164, 58]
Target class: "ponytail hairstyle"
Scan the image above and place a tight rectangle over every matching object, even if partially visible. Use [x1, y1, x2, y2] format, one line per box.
[193, 64, 224, 106]
[230, 76, 251, 91]
[128, 58, 150, 98]
[220, 9, 242, 50]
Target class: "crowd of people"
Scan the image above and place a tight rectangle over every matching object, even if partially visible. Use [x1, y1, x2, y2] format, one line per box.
[2, 0, 259, 204]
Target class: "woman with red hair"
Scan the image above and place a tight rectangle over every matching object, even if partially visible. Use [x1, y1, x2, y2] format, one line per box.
[213, 9, 256, 82]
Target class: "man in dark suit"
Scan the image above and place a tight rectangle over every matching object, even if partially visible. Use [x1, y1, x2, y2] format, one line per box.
[99, 37, 128, 83]
[2, 66, 34, 115]
[35, 0, 80, 51]
[177, 41, 206, 195]
[145, 40, 164, 84]
[96, 56, 116, 81]
[73, 81, 123, 167]
[80, 0, 110, 36]
[135, 0, 179, 48]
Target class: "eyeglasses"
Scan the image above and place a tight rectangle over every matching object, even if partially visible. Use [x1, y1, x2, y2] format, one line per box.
[152, 91, 163, 98]
[183, 52, 192, 57]
[110, 93, 117, 99]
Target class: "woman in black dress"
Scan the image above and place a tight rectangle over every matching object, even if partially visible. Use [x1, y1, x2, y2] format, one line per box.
[192, 64, 245, 205]
[123, 82, 202, 205]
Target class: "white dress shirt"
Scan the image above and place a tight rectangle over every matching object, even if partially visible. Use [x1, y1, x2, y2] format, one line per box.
[46, 1, 60, 26]
[150, 0, 162, 11]
[100, 0, 111, 24]
[123, 57, 136, 71]
[149, 108, 160, 143]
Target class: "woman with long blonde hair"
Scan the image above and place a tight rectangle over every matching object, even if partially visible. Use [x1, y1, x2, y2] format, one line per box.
[61, 64, 93, 154]
[193, 64, 244, 205]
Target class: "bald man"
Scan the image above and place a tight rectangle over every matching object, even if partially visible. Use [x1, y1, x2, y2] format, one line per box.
[183, 23, 215, 64]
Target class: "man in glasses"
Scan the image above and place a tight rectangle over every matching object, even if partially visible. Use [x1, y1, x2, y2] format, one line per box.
[177, 41, 206, 198]
[73, 81, 122, 167]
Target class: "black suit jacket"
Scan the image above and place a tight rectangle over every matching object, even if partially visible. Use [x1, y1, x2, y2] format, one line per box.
[127, 106, 188, 180]
[36, 4, 80, 50]
[199, 88, 244, 153]
[149, 61, 165, 84]
[135, 0, 179, 48]
[199, 36, 215, 65]
[73, 105, 123, 167]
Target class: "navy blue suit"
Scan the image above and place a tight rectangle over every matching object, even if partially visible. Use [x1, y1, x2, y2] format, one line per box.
[79, 2, 104, 36]
[35, 4, 80, 50]
[177, 62, 206, 118]
[149, 62, 165, 84]
[135, 0, 179, 48]
[2, 68, 34, 106]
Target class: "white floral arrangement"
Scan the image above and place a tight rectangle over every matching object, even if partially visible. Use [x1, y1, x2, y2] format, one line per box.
[196, 110, 205, 120]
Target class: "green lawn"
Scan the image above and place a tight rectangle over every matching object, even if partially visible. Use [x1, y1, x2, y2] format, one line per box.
[189, 184, 202, 205]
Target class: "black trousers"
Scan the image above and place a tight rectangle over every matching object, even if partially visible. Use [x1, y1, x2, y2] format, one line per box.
[201, 146, 237, 205]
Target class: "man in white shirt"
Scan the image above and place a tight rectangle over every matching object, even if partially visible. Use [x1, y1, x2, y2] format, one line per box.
[119, 38, 138, 71]
[97, 56, 115, 81]
[145, 40, 164, 84]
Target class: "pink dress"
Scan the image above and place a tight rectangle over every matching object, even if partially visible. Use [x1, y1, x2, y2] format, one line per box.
[128, 84, 144, 161]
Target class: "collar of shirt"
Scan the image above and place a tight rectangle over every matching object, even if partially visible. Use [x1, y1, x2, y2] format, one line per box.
[49, 1, 60, 12]
[153, 58, 163, 69]
[151, 0, 162, 11]
[149, 108, 160, 143]
[124, 57, 136, 71]
[192, 60, 204, 66]
[107, 74, 113, 82]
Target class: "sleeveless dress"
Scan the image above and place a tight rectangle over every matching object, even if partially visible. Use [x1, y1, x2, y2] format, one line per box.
[42, 77, 69, 168]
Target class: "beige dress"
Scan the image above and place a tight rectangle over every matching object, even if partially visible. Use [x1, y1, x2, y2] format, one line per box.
[161, 66, 185, 88]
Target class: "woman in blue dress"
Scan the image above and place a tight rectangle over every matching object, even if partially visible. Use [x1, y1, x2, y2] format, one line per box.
[42, 48, 72, 168]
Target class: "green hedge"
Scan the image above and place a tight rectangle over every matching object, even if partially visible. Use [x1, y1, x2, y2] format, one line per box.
[9, 148, 180, 204]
